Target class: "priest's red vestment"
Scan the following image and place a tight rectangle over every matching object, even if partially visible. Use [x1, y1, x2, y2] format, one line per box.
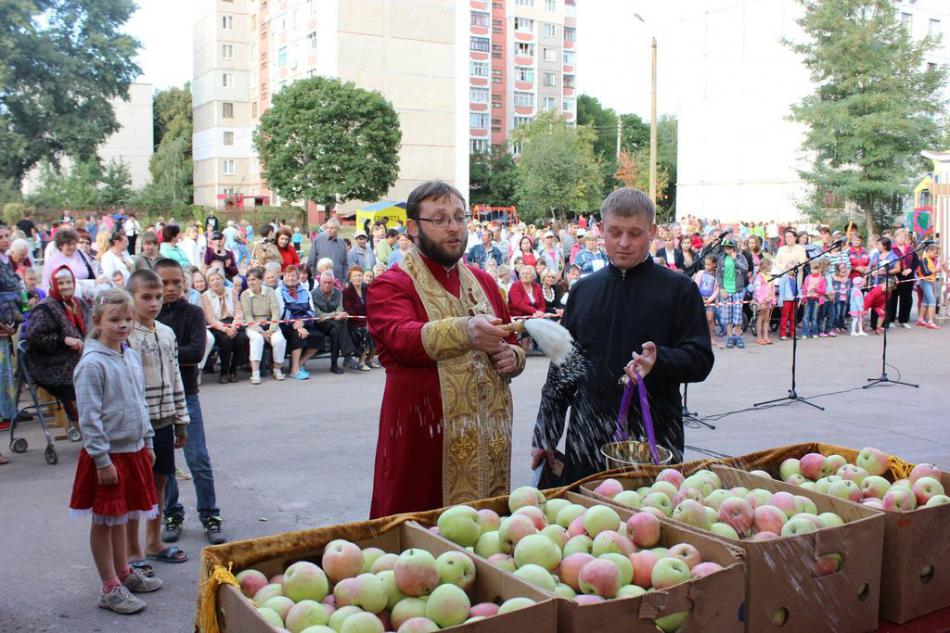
[366, 249, 525, 519]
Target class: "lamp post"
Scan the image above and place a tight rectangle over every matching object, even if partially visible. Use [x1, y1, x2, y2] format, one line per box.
[634, 13, 658, 204]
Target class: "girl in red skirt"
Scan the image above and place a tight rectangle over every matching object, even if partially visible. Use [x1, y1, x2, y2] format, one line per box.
[69, 288, 164, 614]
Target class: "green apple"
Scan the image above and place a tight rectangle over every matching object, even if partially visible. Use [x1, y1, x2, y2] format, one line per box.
[340, 612, 384, 633]
[285, 600, 330, 633]
[642, 492, 673, 517]
[497, 597, 536, 615]
[556, 503, 587, 529]
[390, 597, 428, 631]
[283, 561, 329, 603]
[375, 570, 406, 610]
[509, 486, 545, 513]
[779, 458, 802, 481]
[583, 505, 621, 537]
[651, 557, 691, 590]
[425, 584, 470, 628]
[261, 596, 294, 621]
[650, 480, 678, 501]
[656, 609, 691, 633]
[781, 517, 819, 537]
[618, 584, 648, 599]
[437, 505, 482, 547]
[563, 534, 593, 556]
[818, 512, 845, 528]
[709, 522, 741, 540]
[555, 582, 577, 599]
[328, 605, 362, 632]
[474, 530, 503, 558]
[703, 489, 733, 511]
[599, 552, 634, 585]
[256, 607, 284, 628]
[252, 583, 283, 607]
[361, 548, 385, 574]
[435, 551, 476, 590]
[544, 498, 571, 524]
[515, 533, 563, 572]
[541, 524, 569, 549]
[513, 563, 557, 591]
[614, 490, 644, 509]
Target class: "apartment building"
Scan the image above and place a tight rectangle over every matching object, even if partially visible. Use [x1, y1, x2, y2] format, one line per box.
[468, 0, 577, 155]
[193, 0, 467, 210]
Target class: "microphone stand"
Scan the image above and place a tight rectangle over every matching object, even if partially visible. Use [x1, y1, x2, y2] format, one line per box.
[862, 241, 929, 390]
[684, 230, 732, 277]
[753, 240, 844, 411]
[682, 383, 715, 429]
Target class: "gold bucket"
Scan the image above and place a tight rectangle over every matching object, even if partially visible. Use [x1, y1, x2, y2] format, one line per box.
[601, 441, 674, 469]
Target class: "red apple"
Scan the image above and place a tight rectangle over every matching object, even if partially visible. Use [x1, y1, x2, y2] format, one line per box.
[912, 476, 945, 506]
[667, 543, 702, 569]
[799, 452, 825, 480]
[656, 468, 685, 489]
[560, 553, 596, 591]
[909, 463, 941, 484]
[718, 498, 754, 537]
[594, 478, 624, 498]
[753, 505, 788, 535]
[578, 559, 622, 598]
[626, 512, 662, 548]
[691, 561, 724, 578]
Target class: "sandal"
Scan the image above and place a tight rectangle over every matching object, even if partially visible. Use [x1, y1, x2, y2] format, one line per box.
[146, 546, 189, 564]
[128, 559, 154, 578]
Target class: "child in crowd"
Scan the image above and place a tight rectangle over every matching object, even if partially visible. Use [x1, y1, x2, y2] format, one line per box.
[916, 242, 941, 329]
[850, 276, 867, 336]
[291, 227, 303, 253]
[864, 278, 893, 335]
[801, 260, 827, 339]
[831, 263, 850, 333]
[818, 259, 837, 337]
[126, 270, 190, 568]
[717, 239, 748, 349]
[69, 289, 163, 614]
[693, 256, 719, 342]
[751, 259, 774, 345]
[777, 263, 799, 340]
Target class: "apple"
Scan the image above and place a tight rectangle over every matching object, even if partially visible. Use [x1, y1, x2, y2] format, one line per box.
[614, 490, 644, 509]
[753, 505, 788, 535]
[925, 494, 950, 507]
[438, 505, 482, 547]
[575, 594, 606, 605]
[470, 602, 499, 619]
[799, 453, 826, 480]
[749, 469, 772, 480]
[863, 498, 884, 509]
[861, 475, 891, 499]
[909, 463, 942, 484]
[253, 583, 283, 607]
[821, 454, 848, 476]
[269, 573, 284, 585]
[704, 506, 719, 527]
[579, 559, 623, 598]
[583, 505, 621, 537]
[487, 553, 516, 572]
[435, 551, 476, 591]
[474, 530, 503, 558]
[513, 505, 547, 531]
[745, 488, 773, 509]
[730, 486, 750, 498]
[709, 522, 741, 540]
[642, 492, 674, 516]
[691, 561, 724, 578]
[672, 486, 703, 507]
[394, 549, 440, 597]
[508, 486, 545, 512]
[828, 479, 862, 503]
[718, 498, 754, 537]
[796, 513, 826, 529]
[636, 486, 652, 497]
[779, 458, 802, 481]
[334, 573, 387, 613]
[657, 468, 686, 488]
[818, 512, 845, 528]
[703, 489, 733, 511]
[513, 563, 557, 591]
[651, 557, 691, 590]
[882, 487, 918, 511]
[360, 548, 385, 574]
[340, 612, 385, 633]
[369, 553, 398, 574]
[499, 514, 539, 553]
[650, 480, 679, 501]
[680, 474, 716, 498]
[781, 517, 819, 537]
[591, 530, 635, 557]
[815, 553, 843, 576]
[694, 469, 723, 489]
[892, 478, 913, 491]
[514, 533, 562, 571]
[322, 540, 364, 583]
[425, 584, 470, 628]
[667, 543, 702, 569]
[390, 598, 428, 630]
[795, 496, 818, 515]
[567, 515, 588, 538]
[656, 610, 691, 633]
[285, 600, 330, 633]
[236, 569, 269, 599]
[283, 561, 330, 602]
[375, 570, 406, 611]
[556, 503, 586, 528]
[837, 464, 869, 486]
[594, 478, 625, 498]
[256, 607, 284, 628]
[560, 553, 596, 591]
[261, 596, 295, 621]
[625, 512, 660, 548]
[477, 508, 502, 533]
[800, 481, 817, 491]
[630, 550, 659, 588]
[555, 582, 577, 599]
[563, 534, 594, 556]
[617, 584, 647, 598]
[497, 597, 536, 614]
[785, 474, 807, 486]
[599, 552, 634, 586]
[912, 476, 946, 506]
[537, 524, 566, 549]
[672, 499, 709, 530]
[855, 447, 890, 476]
[396, 617, 440, 633]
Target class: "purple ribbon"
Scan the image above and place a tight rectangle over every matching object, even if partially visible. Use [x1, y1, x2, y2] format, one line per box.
[614, 381, 634, 442]
[614, 375, 661, 465]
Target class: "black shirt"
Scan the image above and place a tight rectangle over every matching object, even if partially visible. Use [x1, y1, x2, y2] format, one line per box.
[158, 298, 208, 395]
[16, 219, 36, 237]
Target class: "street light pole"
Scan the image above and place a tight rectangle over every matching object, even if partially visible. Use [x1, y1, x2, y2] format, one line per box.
[649, 36, 658, 204]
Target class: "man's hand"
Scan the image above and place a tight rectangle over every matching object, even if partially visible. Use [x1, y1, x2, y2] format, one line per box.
[97, 464, 118, 486]
[492, 344, 518, 375]
[467, 315, 507, 355]
[174, 428, 187, 449]
[625, 342, 657, 382]
[531, 448, 556, 470]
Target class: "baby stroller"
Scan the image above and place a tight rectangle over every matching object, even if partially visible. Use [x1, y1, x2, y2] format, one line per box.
[9, 340, 62, 464]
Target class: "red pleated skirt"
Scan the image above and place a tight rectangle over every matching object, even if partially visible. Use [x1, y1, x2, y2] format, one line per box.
[69, 448, 158, 525]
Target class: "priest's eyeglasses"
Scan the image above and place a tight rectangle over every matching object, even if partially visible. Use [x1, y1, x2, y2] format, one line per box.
[416, 214, 471, 228]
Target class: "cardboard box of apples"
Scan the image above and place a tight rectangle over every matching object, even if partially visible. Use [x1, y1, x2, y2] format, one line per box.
[715, 442, 950, 624]
[423, 489, 746, 633]
[581, 464, 886, 633]
[205, 521, 557, 633]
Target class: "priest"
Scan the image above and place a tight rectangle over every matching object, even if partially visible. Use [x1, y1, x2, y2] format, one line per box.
[531, 188, 714, 483]
[367, 181, 526, 518]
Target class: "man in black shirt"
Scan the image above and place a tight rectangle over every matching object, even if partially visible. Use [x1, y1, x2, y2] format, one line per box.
[532, 188, 714, 483]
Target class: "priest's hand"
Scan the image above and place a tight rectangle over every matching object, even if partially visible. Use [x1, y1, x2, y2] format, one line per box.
[531, 448, 556, 470]
[491, 344, 518, 375]
[467, 314, 507, 354]
[625, 341, 657, 381]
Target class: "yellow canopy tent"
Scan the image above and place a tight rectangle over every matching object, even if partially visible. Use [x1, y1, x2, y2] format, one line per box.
[355, 201, 406, 230]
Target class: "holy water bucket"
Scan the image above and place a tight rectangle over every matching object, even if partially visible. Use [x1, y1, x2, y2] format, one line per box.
[601, 440, 674, 469]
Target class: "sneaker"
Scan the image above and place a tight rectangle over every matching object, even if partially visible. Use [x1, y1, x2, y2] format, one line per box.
[725, 336, 735, 349]
[368, 359, 381, 369]
[161, 516, 183, 543]
[734, 337, 745, 349]
[123, 568, 163, 593]
[98, 585, 146, 614]
[358, 363, 371, 372]
[901, 323, 912, 329]
[272, 369, 285, 381]
[202, 516, 228, 545]
[818, 333, 828, 338]
[175, 468, 191, 481]
[828, 331, 837, 337]
[290, 370, 310, 380]
[250, 373, 261, 385]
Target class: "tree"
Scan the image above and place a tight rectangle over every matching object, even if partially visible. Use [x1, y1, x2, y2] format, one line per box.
[27, 160, 103, 210]
[787, 0, 947, 232]
[470, 148, 518, 206]
[137, 84, 193, 210]
[153, 83, 192, 149]
[656, 115, 678, 215]
[614, 149, 672, 221]
[514, 111, 602, 222]
[0, 0, 140, 186]
[254, 77, 401, 208]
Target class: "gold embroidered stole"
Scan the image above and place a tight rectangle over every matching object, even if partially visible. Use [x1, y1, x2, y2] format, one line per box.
[400, 249, 513, 505]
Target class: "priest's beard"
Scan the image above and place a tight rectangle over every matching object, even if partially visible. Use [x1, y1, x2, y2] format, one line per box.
[416, 225, 465, 268]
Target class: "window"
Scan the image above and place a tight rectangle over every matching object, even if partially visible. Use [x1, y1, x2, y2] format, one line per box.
[221, 15, 233, 30]
[222, 72, 233, 88]
[543, 47, 557, 62]
[928, 62, 938, 72]
[470, 113, 489, 128]
[250, 14, 257, 30]
[471, 11, 489, 27]
[223, 160, 235, 175]
[222, 102, 234, 118]
[543, 23, 557, 38]
[251, 101, 258, 118]
[223, 131, 234, 146]
[470, 36, 490, 52]
[470, 61, 489, 77]
[492, 100, 502, 110]
[515, 66, 534, 82]
[307, 31, 317, 49]
[278, 46, 288, 67]
[900, 12, 912, 31]
[929, 18, 941, 38]
[565, 3, 575, 17]
[565, 26, 575, 42]
[514, 91, 534, 107]
[222, 44, 234, 59]
[543, 72, 557, 87]
[470, 87, 489, 103]
[470, 138, 489, 153]
[512, 141, 523, 155]
[492, 76, 502, 84]
[515, 0, 534, 6]
[563, 50, 575, 65]
[563, 98, 574, 111]
[542, 96, 556, 111]
[514, 115, 532, 127]
[564, 74, 575, 88]
[516, 42, 535, 56]
[514, 17, 534, 32]
[546, 0, 556, 10]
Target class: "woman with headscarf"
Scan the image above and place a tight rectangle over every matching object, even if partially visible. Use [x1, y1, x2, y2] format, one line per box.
[24, 265, 89, 439]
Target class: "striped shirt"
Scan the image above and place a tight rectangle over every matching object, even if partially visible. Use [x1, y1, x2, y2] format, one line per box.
[129, 321, 189, 430]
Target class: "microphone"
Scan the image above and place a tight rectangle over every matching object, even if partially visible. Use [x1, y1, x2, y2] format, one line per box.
[832, 237, 846, 248]
[719, 228, 734, 238]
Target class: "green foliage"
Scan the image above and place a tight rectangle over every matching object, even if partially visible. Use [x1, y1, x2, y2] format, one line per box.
[469, 148, 519, 206]
[153, 83, 192, 149]
[788, 0, 947, 231]
[513, 111, 603, 222]
[0, 0, 140, 186]
[3, 202, 29, 225]
[254, 77, 401, 208]
[136, 84, 193, 211]
[100, 159, 133, 207]
[27, 160, 103, 210]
